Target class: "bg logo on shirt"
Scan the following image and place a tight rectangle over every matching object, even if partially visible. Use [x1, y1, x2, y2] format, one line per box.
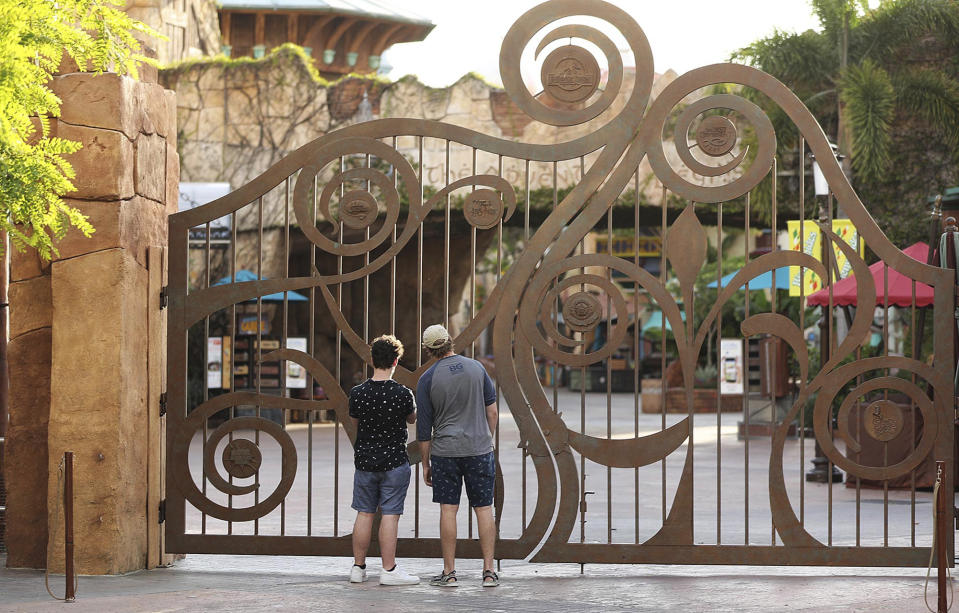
[448, 363, 464, 373]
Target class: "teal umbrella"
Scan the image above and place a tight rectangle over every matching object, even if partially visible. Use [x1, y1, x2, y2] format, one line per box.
[640, 310, 685, 337]
[706, 267, 791, 290]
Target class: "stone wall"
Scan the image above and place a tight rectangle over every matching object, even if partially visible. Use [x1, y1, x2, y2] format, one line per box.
[161, 49, 743, 226]
[126, 0, 220, 64]
[4, 68, 176, 572]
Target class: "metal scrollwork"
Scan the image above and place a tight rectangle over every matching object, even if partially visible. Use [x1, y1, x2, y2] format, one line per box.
[167, 0, 954, 566]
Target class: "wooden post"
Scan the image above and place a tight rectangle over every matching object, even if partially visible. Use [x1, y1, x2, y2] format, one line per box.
[287, 14, 298, 45]
[64, 451, 75, 602]
[221, 12, 231, 47]
[254, 13, 265, 47]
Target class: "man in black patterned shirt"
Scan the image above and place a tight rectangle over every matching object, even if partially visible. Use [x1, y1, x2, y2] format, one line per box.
[348, 334, 419, 586]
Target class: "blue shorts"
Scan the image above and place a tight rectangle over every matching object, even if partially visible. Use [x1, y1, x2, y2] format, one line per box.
[352, 463, 411, 515]
[431, 452, 495, 508]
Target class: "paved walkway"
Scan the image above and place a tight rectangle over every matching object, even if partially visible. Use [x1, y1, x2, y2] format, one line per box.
[1, 554, 947, 612]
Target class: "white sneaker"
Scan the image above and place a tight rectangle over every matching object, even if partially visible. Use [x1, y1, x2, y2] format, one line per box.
[379, 566, 420, 586]
[349, 565, 368, 583]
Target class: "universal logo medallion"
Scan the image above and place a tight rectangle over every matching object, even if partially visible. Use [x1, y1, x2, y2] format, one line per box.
[222, 439, 262, 479]
[863, 400, 904, 442]
[563, 291, 602, 332]
[541, 45, 600, 104]
[695, 115, 737, 157]
[464, 189, 504, 229]
[339, 191, 378, 229]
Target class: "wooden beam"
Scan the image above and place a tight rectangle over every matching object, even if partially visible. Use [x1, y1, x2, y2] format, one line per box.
[254, 12, 265, 47]
[326, 16, 357, 51]
[302, 15, 334, 49]
[287, 13, 299, 44]
[371, 22, 404, 56]
[221, 12, 232, 47]
[346, 20, 378, 53]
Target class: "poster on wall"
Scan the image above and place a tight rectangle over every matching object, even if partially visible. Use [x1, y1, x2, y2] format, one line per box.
[787, 219, 865, 296]
[720, 338, 744, 395]
[207, 337, 223, 389]
[286, 337, 308, 389]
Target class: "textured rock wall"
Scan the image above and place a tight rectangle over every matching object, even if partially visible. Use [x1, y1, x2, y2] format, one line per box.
[5, 68, 176, 572]
[126, 0, 220, 64]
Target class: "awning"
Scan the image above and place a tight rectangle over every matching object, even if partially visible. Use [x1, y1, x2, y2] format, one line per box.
[213, 270, 309, 302]
[806, 242, 934, 308]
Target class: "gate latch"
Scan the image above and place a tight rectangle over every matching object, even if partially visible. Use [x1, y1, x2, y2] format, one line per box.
[159, 392, 168, 417]
[158, 499, 166, 524]
[159, 286, 169, 310]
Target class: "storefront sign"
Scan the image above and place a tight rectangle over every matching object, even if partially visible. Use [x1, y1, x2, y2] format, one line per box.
[286, 337, 307, 389]
[720, 338, 744, 395]
[787, 219, 864, 296]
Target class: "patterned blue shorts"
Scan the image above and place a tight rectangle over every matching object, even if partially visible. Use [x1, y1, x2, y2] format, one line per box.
[430, 452, 495, 508]
[352, 463, 411, 515]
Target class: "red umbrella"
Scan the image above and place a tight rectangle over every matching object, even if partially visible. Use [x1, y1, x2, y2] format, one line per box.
[806, 242, 934, 308]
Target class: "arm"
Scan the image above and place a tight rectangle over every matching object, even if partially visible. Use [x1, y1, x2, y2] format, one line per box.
[415, 370, 435, 486]
[482, 369, 497, 436]
[406, 387, 416, 424]
[418, 440, 432, 486]
[485, 402, 498, 437]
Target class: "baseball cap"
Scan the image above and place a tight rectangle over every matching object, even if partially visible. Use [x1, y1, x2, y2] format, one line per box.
[422, 324, 451, 349]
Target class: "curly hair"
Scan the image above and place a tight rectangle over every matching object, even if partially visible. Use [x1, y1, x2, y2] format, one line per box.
[370, 334, 404, 369]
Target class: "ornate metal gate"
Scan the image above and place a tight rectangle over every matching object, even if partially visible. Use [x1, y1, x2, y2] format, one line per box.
[166, 0, 955, 565]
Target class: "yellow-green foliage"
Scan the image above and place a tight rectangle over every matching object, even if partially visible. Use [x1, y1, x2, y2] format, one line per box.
[0, 0, 159, 259]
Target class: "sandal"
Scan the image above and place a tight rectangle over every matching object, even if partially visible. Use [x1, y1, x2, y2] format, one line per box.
[482, 569, 499, 587]
[429, 569, 458, 587]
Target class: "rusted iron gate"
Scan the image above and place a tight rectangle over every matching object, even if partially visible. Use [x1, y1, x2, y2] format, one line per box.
[165, 0, 955, 566]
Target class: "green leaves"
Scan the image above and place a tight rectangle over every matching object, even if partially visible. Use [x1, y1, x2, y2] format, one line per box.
[0, 0, 159, 259]
[840, 59, 895, 183]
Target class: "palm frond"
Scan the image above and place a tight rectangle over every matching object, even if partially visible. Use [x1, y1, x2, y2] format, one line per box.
[840, 59, 896, 183]
[894, 68, 959, 149]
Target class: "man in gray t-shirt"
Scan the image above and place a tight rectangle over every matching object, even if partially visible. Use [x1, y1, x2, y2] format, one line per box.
[416, 324, 499, 588]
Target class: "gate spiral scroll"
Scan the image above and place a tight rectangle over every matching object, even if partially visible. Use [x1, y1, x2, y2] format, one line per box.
[166, 0, 954, 565]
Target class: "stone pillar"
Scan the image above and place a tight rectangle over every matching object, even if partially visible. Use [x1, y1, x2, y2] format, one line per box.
[3, 253, 52, 568]
[4, 68, 176, 573]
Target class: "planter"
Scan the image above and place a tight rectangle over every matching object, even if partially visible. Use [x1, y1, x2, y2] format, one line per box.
[660, 388, 743, 413]
[641, 378, 662, 413]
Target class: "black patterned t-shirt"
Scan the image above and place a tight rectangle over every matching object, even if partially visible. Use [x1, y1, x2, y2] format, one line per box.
[349, 378, 415, 472]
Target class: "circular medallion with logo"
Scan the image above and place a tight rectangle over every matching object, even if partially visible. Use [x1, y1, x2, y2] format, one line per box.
[562, 291, 602, 332]
[863, 399, 904, 442]
[222, 439, 262, 479]
[339, 190, 378, 230]
[463, 189, 504, 230]
[541, 45, 600, 104]
[695, 115, 738, 157]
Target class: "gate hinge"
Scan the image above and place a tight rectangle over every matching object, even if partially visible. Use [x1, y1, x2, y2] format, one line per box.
[159, 286, 169, 310]
[954, 506, 959, 531]
[158, 499, 166, 524]
[159, 392, 168, 417]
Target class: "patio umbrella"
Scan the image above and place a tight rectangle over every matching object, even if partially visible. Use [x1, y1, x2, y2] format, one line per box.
[640, 310, 686, 337]
[706, 267, 791, 290]
[806, 242, 933, 308]
[213, 270, 309, 302]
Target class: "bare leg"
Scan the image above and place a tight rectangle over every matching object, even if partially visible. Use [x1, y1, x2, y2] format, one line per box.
[473, 505, 495, 571]
[439, 504, 459, 573]
[352, 511, 374, 566]
[378, 514, 400, 569]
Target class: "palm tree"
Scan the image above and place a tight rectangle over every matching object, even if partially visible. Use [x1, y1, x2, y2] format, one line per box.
[731, 0, 959, 244]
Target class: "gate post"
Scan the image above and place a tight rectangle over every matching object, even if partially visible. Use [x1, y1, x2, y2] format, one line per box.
[6, 69, 177, 573]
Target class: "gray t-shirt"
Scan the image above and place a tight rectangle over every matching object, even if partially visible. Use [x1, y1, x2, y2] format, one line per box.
[415, 354, 496, 457]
